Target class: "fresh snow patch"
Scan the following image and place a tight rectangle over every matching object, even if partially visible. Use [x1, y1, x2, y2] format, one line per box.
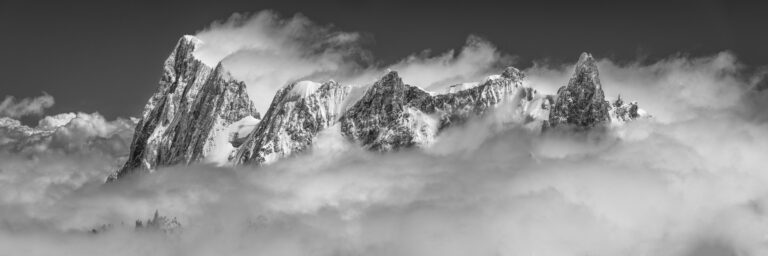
[485, 74, 502, 81]
[229, 116, 260, 140]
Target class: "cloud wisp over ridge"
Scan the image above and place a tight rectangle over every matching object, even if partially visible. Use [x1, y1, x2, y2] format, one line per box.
[191, 10, 516, 112]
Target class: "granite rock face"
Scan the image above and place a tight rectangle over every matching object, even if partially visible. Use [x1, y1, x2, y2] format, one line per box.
[108, 36, 258, 181]
[232, 80, 351, 165]
[546, 53, 613, 129]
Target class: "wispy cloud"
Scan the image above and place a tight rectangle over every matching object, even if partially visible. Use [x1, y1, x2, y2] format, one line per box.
[193, 11, 372, 112]
[0, 93, 54, 118]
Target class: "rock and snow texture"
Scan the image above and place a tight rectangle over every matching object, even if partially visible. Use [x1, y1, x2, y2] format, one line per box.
[546, 52, 644, 129]
[233, 81, 351, 165]
[340, 67, 545, 151]
[108, 36, 259, 181]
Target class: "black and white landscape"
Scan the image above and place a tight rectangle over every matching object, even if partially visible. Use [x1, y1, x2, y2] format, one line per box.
[2, 2, 768, 255]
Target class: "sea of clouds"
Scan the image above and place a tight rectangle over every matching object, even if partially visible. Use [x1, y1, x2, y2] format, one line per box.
[1, 10, 768, 256]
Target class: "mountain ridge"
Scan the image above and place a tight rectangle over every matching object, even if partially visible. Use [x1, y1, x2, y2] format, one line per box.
[108, 36, 647, 181]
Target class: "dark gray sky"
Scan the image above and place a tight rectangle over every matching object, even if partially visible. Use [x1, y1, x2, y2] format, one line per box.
[1, 0, 766, 121]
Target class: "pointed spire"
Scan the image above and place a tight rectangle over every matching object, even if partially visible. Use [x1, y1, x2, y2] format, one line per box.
[569, 52, 601, 89]
[577, 52, 593, 64]
[375, 70, 404, 89]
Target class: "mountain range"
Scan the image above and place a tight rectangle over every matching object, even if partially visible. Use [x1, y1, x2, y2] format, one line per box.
[107, 35, 646, 181]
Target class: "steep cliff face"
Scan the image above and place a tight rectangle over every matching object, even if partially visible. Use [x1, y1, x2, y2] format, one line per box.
[108, 36, 258, 181]
[232, 80, 350, 165]
[339, 67, 546, 151]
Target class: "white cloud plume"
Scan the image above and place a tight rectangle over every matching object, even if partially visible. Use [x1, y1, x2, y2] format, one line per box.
[391, 35, 515, 91]
[193, 11, 372, 112]
[0, 93, 54, 118]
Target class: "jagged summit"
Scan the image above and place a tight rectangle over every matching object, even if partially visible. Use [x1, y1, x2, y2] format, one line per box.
[572, 52, 601, 89]
[375, 71, 407, 90]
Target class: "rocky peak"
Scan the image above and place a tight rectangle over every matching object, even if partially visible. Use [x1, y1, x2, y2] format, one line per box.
[546, 52, 610, 129]
[367, 71, 411, 100]
[108, 35, 258, 182]
[571, 52, 601, 89]
[546, 53, 647, 130]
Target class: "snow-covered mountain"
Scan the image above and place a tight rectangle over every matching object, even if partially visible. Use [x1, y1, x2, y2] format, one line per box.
[107, 36, 646, 181]
[108, 36, 259, 181]
[340, 67, 547, 151]
[232, 80, 351, 165]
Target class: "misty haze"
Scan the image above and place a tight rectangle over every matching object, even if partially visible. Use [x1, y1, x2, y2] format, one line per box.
[1, 1, 768, 256]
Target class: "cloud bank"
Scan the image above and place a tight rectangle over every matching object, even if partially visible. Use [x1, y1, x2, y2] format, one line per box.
[0, 92, 54, 118]
[3, 10, 768, 256]
[1, 51, 768, 255]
